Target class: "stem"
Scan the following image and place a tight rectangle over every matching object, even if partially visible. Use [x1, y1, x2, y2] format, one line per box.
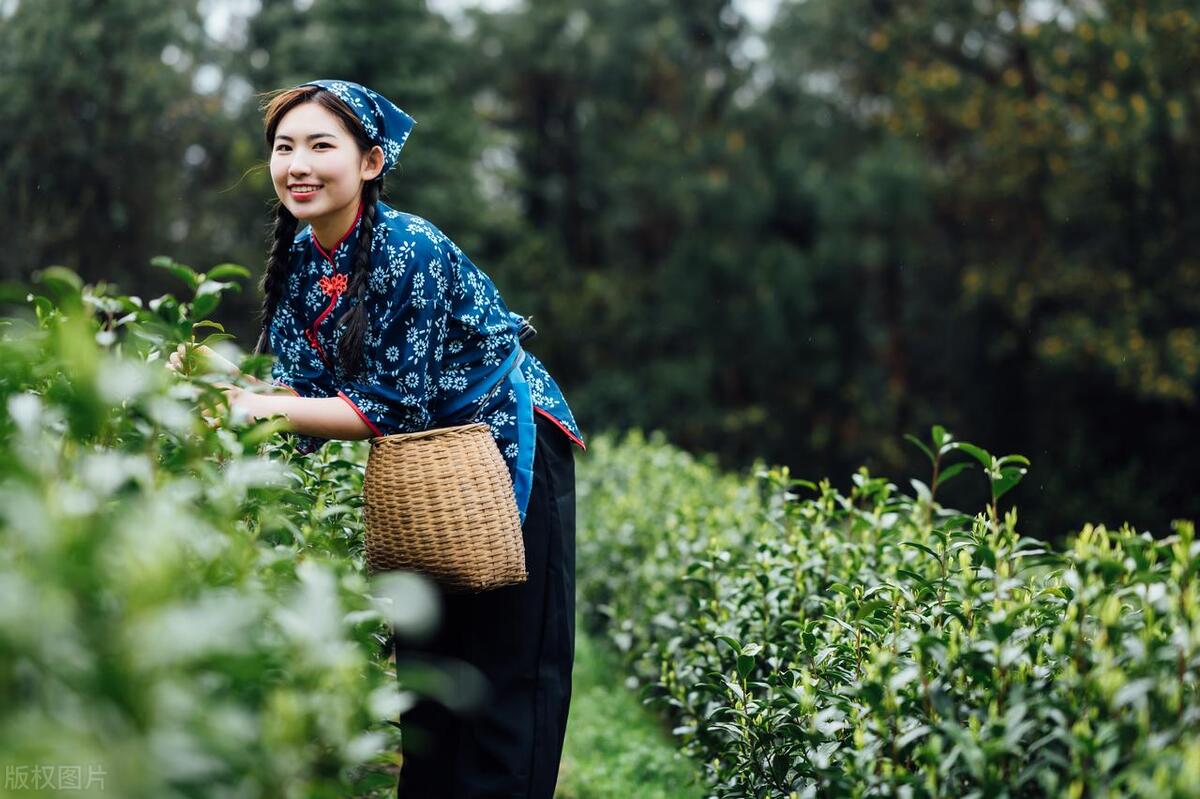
[930, 449, 942, 502]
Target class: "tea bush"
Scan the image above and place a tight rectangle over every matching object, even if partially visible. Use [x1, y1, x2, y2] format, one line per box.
[576, 428, 1200, 797]
[8, 261, 1199, 798]
[0, 263, 444, 798]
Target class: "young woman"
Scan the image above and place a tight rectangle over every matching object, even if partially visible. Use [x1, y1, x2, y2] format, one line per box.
[168, 79, 584, 798]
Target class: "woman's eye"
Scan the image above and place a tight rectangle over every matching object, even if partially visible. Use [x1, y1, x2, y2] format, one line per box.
[273, 142, 329, 152]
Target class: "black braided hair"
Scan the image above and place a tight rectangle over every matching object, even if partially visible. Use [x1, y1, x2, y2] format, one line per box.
[334, 178, 382, 378]
[253, 201, 299, 356]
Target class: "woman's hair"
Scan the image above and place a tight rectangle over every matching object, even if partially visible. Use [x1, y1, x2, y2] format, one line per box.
[254, 85, 382, 378]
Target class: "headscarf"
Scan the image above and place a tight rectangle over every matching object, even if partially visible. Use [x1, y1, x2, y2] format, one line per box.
[299, 79, 416, 176]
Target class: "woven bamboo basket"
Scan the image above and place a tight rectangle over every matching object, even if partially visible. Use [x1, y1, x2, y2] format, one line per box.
[362, 421, 528, 594]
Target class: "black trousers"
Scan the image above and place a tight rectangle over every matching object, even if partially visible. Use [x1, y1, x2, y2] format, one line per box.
[394, 412, 577, 798]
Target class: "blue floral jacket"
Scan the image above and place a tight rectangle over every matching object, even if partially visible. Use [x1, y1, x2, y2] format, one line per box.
[267, 199, 585, 522]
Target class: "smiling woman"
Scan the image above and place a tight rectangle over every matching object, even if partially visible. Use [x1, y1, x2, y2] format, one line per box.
[268, 103, 383, 251]
[202, 78, 589, 799]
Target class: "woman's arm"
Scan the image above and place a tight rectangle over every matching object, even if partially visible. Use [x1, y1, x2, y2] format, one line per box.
[240, 372, 300, 394]
[235, 391, 376, 441]
[167, 344, 374, 440]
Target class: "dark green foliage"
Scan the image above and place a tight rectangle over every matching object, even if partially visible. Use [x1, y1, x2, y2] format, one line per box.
[576, 426, 1200, 797]
[0, 0, 212, 284]
[2, 0, 1197, 547]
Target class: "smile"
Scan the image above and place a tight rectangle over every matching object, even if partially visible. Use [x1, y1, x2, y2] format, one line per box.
[289, 185, 322, 200]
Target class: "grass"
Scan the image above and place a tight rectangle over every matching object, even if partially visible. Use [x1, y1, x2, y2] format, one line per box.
[555, 621, 709, 799]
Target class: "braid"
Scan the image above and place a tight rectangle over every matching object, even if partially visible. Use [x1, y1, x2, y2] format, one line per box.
[335, 179, 381, 377]
[255, 201, 299, 355]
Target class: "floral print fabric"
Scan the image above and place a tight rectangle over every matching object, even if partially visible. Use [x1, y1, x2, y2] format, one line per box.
[268, 198, 585, 522]
[299, 79, 415, 177]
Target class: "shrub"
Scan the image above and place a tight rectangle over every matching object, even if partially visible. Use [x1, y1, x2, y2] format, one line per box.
[0, 263, 441, 798]
[577, 425, 1200, 797]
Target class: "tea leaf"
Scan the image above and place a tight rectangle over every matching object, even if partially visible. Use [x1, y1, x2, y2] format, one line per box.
[905, 434, 934, 464]
[949, 441, 992, 468]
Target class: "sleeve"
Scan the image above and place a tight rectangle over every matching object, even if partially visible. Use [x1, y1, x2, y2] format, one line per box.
[269, 280, 337, 455]
[334, 235, 452, 438]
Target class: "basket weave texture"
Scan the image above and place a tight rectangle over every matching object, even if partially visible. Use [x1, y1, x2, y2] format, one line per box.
[362, 421, 528, 593]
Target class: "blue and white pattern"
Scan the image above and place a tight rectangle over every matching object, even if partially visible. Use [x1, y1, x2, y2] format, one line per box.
[268, 198, 585, 522]
[299, 79, 415, 176]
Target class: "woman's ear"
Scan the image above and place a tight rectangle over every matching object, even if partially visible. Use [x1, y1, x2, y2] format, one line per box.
[362, 145, 385, 181]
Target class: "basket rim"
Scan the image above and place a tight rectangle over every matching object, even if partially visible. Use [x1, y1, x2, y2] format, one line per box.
[369, 421, 492, 445]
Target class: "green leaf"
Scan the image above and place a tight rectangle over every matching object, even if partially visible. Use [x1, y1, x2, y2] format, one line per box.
[896, 723, 932, 750]
[36, 265, 83, 292]
[990, 619, 1014, 643]
[998, 454, 1031, 467]
[240, 417, 292, 447]
[895, 568, 937, 594]
[932, 425, 952, 449]
[942, 604, 971, 629]
[196, 279, 238, 297]
[151, 256, 200, 291]
[27, 294, 55, 321]
[197, 332, 236, 347]
[34, 266, 85, 309]
[900, 541, 942, 561]
[855, 599, 890, 620]
[205, 263, 253, 281]
[714, 635, 741, 655]
[993, 466, 1027, 501]
[949, 442, 992, 468]
[910, 479, 932, 503]
[905, 434, 934, 464]
[192, 294, 219, 320]
[936, 462, 973, 487]
[736, 654, 755, 680]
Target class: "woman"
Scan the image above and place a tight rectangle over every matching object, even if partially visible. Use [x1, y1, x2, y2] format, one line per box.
[169, 79, 583, 798]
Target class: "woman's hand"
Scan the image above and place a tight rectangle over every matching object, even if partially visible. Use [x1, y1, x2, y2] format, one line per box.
[197, 384, 265, 429]
[165, 343, 241, 377]
[163, 344, 258, 429]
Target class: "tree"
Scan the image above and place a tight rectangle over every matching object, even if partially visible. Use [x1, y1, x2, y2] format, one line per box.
[0, 0, 211, 286]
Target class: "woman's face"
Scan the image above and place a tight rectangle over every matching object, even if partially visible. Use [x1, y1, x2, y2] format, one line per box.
[269, 101, 383, 241]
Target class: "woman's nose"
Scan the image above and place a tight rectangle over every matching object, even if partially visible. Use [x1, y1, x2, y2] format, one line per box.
[288, 155, 312, 176]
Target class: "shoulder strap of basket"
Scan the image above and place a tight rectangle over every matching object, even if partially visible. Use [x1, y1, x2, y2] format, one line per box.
[468, 344, 526, 424]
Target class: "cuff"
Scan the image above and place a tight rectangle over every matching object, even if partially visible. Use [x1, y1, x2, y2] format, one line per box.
[337, 390, 383, 438]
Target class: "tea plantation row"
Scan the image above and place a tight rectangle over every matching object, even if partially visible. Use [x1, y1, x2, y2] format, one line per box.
[574, 425, 1200, 797]
[3, 265, 1198, 798]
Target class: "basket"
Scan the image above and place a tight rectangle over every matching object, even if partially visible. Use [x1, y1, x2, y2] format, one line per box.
[362, 421, 527, 593]
[360, 322, 537, 594]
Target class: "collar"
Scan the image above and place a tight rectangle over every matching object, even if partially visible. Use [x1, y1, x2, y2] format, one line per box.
[312, 200, 365, 264]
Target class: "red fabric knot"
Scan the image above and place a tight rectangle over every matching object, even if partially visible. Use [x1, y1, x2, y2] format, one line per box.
[319, 273, 348, 297]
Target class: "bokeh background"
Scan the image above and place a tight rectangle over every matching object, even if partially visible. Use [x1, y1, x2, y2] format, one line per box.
[2, 0, 1197, 545]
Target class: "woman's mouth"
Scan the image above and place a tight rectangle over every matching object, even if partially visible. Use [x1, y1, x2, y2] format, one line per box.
[289, 184, 322, 201]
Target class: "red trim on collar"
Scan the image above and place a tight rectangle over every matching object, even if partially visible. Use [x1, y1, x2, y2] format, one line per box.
[312, 200, 365, 265]
[534, 405, 586, 450]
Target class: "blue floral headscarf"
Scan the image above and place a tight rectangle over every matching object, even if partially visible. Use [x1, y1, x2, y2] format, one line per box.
[299, 79, 416, 176]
